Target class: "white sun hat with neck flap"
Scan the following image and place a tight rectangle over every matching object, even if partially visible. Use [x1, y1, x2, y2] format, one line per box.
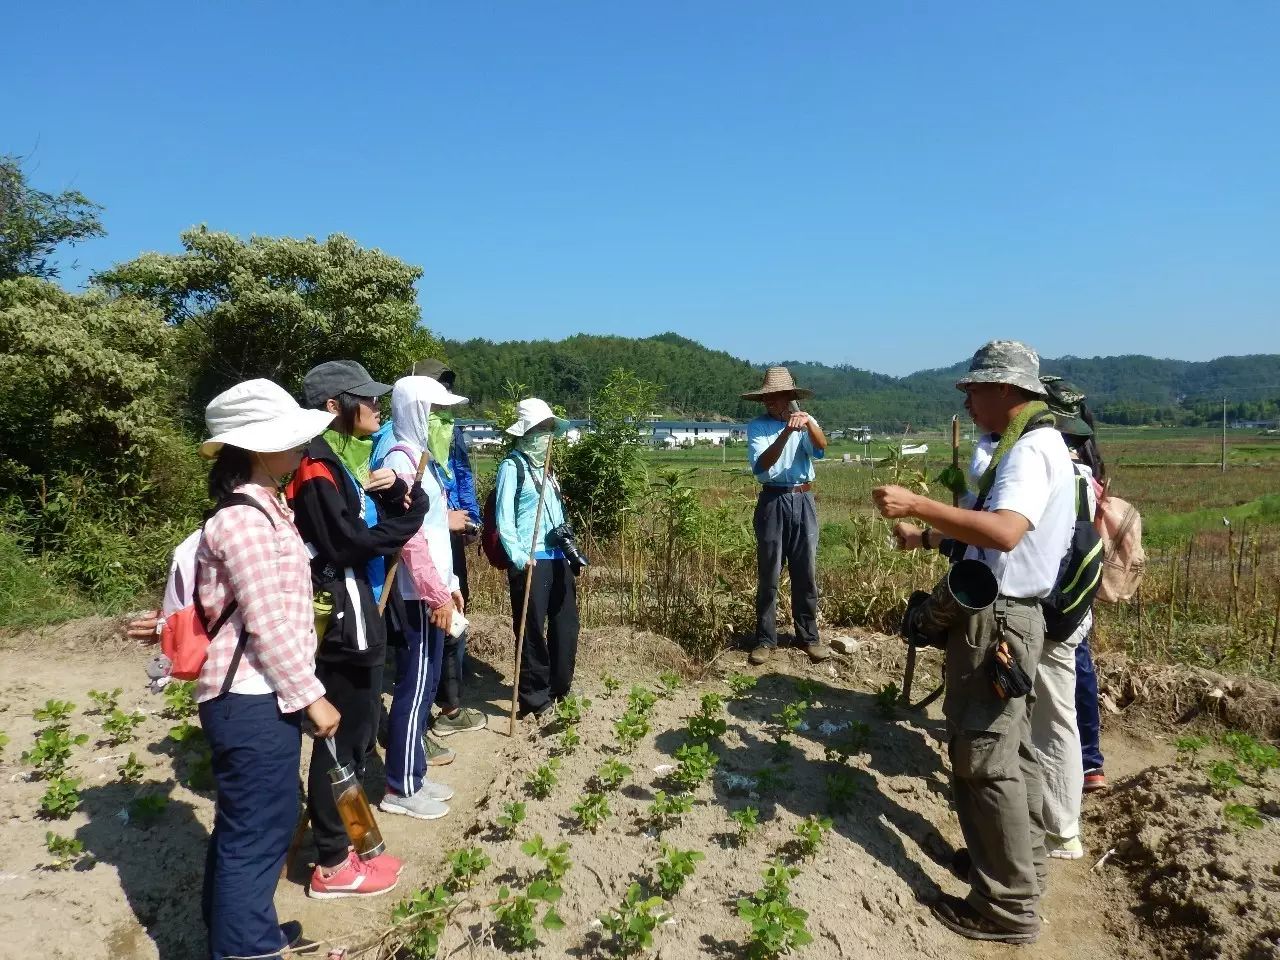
[506, 397, 569, 437]
[200, 379, 336, 458]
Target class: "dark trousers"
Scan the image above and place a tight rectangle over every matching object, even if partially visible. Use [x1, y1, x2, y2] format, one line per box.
[435, 536, 471, 712]
[387, 600, 444, 795]
[200, 693, 302, 960]
[753, 489, 820, 647]
[1074, 627, 1105, 771]
[308, 660, 375, 868]
[508, 558, 579, 714]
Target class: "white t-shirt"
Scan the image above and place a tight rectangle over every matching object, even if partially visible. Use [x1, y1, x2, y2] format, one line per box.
[963, 427, 1076, 600]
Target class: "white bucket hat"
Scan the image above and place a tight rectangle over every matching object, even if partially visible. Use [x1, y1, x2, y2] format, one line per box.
[201, 379, 336, 458]
[505, 397, 569, 437]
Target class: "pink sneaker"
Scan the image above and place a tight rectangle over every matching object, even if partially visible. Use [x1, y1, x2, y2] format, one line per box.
[368, 851, 404, 876]
[308, 851, 399, 900]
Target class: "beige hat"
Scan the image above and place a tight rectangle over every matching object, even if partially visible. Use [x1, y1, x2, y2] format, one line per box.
[741, 366, 812, 401]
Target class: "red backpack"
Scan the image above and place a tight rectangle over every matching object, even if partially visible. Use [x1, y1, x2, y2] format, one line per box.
[161, 494, 274, 682]
[480, 453, 529, 569]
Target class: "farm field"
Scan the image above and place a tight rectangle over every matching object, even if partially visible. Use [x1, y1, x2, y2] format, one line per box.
[2, 614, 1276, 960]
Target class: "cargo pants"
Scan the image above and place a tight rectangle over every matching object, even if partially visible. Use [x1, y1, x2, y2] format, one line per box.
[943, 596, 1047, 937]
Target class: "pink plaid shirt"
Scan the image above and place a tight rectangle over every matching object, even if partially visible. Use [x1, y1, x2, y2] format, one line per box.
[194, 484, 326, 714]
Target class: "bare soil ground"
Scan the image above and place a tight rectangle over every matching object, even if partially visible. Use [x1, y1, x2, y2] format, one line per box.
[0, 616, 1275, 960]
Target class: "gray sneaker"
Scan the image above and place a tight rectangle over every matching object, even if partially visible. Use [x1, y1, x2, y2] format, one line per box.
[379, 791, 449, 820]
[418, 779, 455, 802]
[433, 707, 487, 737]
[425, 736, 456, 766]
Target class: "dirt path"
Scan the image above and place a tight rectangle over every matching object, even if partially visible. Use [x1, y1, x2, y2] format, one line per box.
[0, 617, 1223, 960]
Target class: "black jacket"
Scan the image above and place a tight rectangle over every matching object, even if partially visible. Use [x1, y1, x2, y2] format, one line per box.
[286, 436, 428, 666]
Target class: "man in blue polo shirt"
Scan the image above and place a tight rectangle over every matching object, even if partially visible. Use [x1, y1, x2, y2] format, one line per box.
[744, 366, 831, 665]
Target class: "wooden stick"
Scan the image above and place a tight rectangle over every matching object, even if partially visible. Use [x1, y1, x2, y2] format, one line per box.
[377, 441, 433, 615]
[509, 442, 555, 736]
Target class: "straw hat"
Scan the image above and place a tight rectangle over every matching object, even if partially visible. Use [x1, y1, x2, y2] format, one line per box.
[201, 379, 335, 458]
[741, 366, 812, 401]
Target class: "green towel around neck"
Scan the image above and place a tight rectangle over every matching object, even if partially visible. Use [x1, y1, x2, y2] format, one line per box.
[324, 429, 373, 488]
[976, 401, 1052, 500]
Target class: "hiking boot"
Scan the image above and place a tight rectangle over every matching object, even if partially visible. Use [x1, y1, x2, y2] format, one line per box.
[307, 851, 399, 900]
[380, 791, 450, 820]
[425, 735, 456, 766]
[1083, 768, 1108, 792]
[1047, 834, 1084, 860]
[802, 641, 832, 663]
[749, 644, 774, 666]
[434, 707, 487, 736]
[930, 895, 1039, 945]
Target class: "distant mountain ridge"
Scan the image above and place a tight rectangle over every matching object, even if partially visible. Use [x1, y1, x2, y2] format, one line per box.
[444, 333, 1280, 429]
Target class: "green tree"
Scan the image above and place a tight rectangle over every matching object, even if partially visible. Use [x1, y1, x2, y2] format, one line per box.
[0, 155, 105, 281]
[94, 227, 442, 418]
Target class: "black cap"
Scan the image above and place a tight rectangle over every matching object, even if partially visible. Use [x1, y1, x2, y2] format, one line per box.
[302, 360, 392, 409]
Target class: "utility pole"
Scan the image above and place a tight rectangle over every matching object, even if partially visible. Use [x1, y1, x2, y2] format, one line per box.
[1222, 396, 1227, 473]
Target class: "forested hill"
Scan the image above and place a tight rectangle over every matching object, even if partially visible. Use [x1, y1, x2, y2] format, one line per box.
[443, 333, 1280, 428]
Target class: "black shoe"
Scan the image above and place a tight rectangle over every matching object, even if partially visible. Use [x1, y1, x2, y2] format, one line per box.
[516, 701, 552, 720]
[279, 921, 317, 953]
[950, 847, 972, 882]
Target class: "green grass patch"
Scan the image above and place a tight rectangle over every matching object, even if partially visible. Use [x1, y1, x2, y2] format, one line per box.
[0, 528, 91, 630]
[1144, 494, 1280, 545]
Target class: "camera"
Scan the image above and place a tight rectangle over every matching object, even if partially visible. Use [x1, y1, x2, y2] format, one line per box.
[549, 522, 589, 576]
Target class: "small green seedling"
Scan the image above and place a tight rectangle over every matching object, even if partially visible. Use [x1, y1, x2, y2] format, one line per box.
[595, 759, 633, 791]
[687, 693, 728, 742]
[727, 672, 758, 698]
[526, 758, 561, 799]
[1223, 803, 1264, 830]
[556, 726, 581, 756]
[752, 766, 791, 796]
[792, 814, 833, 858]
[34, 700, 76, 727]
[658, 670, 682, 697]
[117, 753, 145, 783]
[614, 710, 651, 752]
[40, 777, 82, 819]
[759, 860, 800, 902]
[446, 846, 491, 890]
[553, 693, 591, 726]
[737, 897, 813, 958]
[627, 685, 658, 715]
[391, 883, 453, 959]
[1222, 731, 1280, 779]
[87, 688, 122, 714]
[600, 882, 668, 956]
[492, 879, 565, 950]
[168, 720, 204, 748]
[1175, 735, 1210, 763]
[730, 806, 761, 844]
[571, 791, 612, 833]
[1207, 760, 1243, 794]
[44, 832, 87, 871]
[875, 683, 899, 718]
[775, 701, 808, 735]
[162, 681, 197, 720]
[0, 730, 8, 754]
[793, 678, 820, 702]
[521, 834, 572, 880]
[23, 727, 89, 779]
[654, 845, 705, 897]
[824, 721, 871, 764]
[129, 794, 169, 826]
[647, 790, 694, 830]
[769, 737, 792, 764]
[826, 771, 858, 814]
[672, 741, 718, 790]
[102, 709, 146, 746]
[602, 674, 622, 697]
[496, 801, 527, 837]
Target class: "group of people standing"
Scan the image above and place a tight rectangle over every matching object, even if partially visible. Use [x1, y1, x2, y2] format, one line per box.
[145, 358, 579, 960]
[740, 344, 1108, 945]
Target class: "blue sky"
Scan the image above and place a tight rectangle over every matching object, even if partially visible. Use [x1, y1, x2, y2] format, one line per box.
[8, 1, 1279, 375]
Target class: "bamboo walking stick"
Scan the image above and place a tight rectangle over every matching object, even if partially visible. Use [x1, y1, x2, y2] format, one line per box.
[377, 441, 433, 616]
[509, 442, 555, 736]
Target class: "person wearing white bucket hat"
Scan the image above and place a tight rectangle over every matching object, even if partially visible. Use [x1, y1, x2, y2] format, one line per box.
[375, 376, 475, 820]
[496, 397, 578, 718]
[193, 379, 338, 960]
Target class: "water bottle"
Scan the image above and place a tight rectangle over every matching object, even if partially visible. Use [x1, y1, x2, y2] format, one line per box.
[325, 738, 385, 861]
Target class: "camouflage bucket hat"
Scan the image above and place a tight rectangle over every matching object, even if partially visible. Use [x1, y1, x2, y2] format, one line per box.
[955, 340, 1047, 396]
[1040, 376, 1093, 437]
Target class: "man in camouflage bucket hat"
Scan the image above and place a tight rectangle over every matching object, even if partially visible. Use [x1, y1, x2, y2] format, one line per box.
[871, 339, 1077, 944]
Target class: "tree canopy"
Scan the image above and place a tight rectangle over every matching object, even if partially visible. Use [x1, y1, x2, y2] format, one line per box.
[0, 154, 105, 281]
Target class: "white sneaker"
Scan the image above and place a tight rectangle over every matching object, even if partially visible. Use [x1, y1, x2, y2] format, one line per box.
[380, 792, 450, 820]
[1047, 834, 1084, 860]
